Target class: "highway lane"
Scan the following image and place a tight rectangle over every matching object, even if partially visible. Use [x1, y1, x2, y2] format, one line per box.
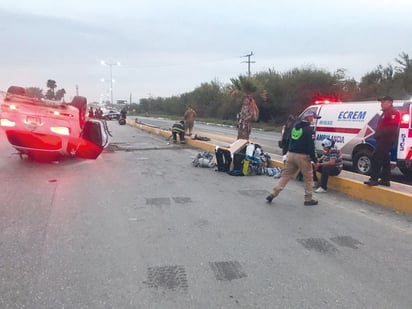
[0, 122, 411, 308]
[133, 116, 287, 155]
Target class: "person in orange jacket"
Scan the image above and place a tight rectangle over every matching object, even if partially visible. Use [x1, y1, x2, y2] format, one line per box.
[183, 105, 197, 136]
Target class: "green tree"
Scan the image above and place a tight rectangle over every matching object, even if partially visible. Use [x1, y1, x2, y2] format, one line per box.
[395, 52, 412, 96]
[358, 64, 395, 99]
[25, 87, 43, 99]
[55, 88, 66, 101]
[187, 81, 224, 118]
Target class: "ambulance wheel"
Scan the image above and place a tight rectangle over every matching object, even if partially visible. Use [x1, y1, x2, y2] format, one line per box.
[353, 150, 372, 175]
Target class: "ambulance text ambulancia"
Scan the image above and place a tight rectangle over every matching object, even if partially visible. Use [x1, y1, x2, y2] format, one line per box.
[299, 98, 412, 177]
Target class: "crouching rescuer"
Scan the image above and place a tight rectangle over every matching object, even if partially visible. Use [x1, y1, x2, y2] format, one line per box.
[172, 120, 186, 144]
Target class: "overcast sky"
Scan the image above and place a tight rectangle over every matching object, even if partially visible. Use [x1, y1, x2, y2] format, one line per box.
[1, 0, 411, 103]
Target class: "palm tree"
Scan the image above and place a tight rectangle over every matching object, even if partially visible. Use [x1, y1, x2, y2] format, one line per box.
[46, 79, 57, 100]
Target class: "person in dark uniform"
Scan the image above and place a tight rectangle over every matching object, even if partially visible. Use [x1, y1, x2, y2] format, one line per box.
[280, 114, 297, 163]
[266, 110, 320, 206]
[364, 96, 400, 187]
[120, 108, 127, 120]
[172, 120, 185, 144]
[95, 107, 103, 119]
[88, 106, 94, 118]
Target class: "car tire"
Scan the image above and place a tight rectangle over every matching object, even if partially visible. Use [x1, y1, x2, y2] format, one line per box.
[7, 86, 26, 96]
[353, 149, 373, 175]
[70, 96, 87, 128]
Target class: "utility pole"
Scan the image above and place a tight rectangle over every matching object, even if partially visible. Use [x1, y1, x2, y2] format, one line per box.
[241, 51, 255, 77]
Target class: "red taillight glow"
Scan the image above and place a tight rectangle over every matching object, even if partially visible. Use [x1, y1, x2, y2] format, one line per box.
[400, 113, 410, 128]
[50, 126, 70, 135]
[1, 104, 17, 110]
[49, 110, 73, 117]
[0, 118, 16, 127]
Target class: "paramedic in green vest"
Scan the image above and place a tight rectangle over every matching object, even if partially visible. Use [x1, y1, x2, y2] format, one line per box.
[266, 110, 320, 206]
[172, 120, 186, 144]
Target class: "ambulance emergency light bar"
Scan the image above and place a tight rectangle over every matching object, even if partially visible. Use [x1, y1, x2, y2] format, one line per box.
[312, 95, 341, 105]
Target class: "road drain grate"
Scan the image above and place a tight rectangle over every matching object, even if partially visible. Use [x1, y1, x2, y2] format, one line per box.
[172, 197, 192, 204]
[297, 238, 338, 254]
[144, 265, 188, 291]
[145, 198, 171, 207]
[209, 261, 247, 281]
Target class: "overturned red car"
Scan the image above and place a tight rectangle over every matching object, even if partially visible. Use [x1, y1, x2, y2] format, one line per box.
[0, 86, 110, 161]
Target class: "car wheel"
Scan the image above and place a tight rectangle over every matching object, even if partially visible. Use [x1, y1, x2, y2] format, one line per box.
[353, 149, 373, 175]
[7, 86, 26, 96]
[71, 96, 87, 128]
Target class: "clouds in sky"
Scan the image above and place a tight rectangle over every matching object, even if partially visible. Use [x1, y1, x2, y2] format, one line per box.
[0, 0, 411, 102]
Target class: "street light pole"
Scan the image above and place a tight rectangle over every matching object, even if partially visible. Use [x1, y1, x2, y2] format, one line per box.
[101, 60, 120, 104]
[109, 65, 113, 105]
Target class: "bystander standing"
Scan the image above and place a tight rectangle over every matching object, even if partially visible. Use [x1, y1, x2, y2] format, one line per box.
[88, 106, 94, 118]
[183, 105, 197, 136]
[237, 95, 259, 140]
[364, 96, 400, 187]
[279, 114, 296, 163]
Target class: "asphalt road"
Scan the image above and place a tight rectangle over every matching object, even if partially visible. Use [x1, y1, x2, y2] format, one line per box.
[0, 122, 412, 308]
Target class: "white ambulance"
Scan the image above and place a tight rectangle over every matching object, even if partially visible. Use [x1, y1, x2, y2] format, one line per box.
[299, 99, 412, 177]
